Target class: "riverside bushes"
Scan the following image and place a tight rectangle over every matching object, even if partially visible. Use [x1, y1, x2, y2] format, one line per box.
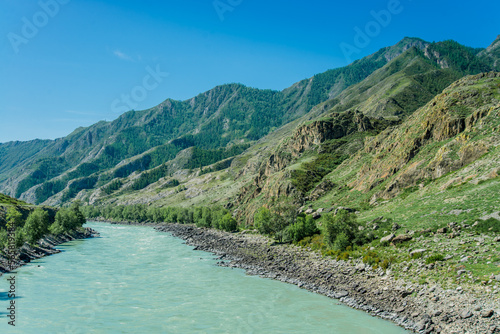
[0, 203, 86, 251]
[286, 214, 319, 243]
[323, 210, 370, 251]
[82, 204, 240, 233]
[49, 203, 86, 235]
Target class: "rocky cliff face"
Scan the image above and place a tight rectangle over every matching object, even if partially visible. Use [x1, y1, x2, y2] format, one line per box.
[479, 35, 500, 71]
[348, 72, 500, 201]
[233, 111, 381, 222]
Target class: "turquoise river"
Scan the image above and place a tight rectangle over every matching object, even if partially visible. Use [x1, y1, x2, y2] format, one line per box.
[0, 222, 408, 333]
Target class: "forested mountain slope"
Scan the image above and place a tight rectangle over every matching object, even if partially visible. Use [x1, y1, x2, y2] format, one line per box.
[0, 37, 498, 209]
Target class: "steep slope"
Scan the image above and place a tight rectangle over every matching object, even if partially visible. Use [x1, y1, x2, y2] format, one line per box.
[478, 35, 500, 71]
[81, 40, 499, 225]
[0, 38, 433, 205]
[225, 40, 498, 222]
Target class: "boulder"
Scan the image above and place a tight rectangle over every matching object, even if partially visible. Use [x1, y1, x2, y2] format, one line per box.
[436, 227, 448, 234]
[480, 310, 494, 318]
[312, 212, 322, 219]
[334, 290, 349, 298]
[380, 233, 396, 244]
[334, 207, 355, 215]
[460, 310, 473, 319]
[392, 235, 412, 244]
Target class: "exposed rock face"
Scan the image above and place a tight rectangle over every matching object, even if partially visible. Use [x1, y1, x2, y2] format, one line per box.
[235, 111, 376, 216]
[350, 72, 500, 200]
[288, 111, 373, 157]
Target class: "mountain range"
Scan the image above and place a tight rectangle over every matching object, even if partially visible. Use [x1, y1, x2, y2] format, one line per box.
[0, 36, 499, 227]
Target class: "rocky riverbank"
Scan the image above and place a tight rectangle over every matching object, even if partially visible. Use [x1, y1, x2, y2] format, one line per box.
[0, 227, 99, 275]
[156, 223, 499, 334]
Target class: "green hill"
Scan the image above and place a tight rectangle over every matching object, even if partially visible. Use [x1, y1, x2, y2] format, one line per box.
[0, 192, 28, 206]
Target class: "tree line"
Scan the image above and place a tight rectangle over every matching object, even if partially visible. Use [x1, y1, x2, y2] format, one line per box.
[83, 201, 371, 251]
[0, 203, 86, 250]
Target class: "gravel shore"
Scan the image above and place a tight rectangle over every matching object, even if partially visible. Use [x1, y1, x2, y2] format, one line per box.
[156, 223, 500, 334]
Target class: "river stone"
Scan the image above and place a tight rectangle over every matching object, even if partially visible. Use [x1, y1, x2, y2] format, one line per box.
[356, 263, 366, 272]
[432, 310, 442, 317]
[334, 290, 349, 298]
[460, 310, 473, 319]
[415, 320, 427, 331]
[481, 310, 494, 318]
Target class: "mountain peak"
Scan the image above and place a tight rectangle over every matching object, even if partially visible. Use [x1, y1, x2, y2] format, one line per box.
[383, 37, 429, 62]
[487, 34, 500, 50]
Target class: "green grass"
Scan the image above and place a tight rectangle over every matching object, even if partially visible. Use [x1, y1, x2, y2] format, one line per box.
[0, 193, 28, 206]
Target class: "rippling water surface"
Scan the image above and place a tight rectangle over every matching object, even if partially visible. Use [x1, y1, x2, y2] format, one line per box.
[0, 222, 408, 333]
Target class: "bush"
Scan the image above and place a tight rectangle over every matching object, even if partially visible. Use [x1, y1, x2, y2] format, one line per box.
[23, 208, 50, 245]
[323, 210, 364, 251]
[49, 203, 86, 235]
[0, 229, 7, 250]
[426, 254, 445, 264]
[333, 232, 351, 252]
[362, 251, 378, 265]
[253, 207, 273, 235]
[410, 252, 423, 260]
[337, 251, 350, 261]
[287, 214, 319, 243]
[220, 213, 238, 232]
[474, 218, 500, 233]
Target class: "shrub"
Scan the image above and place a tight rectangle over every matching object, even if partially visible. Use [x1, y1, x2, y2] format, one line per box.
[0, 229, 7, 249]
[474, 218, 500, 233]
[323, 210, 365, 251]
[362, 251, 380, 266]
[334, 232, 351, 252]
[426, 254, 445, 264]
[23, 208, 50, 245]
[49, 203, 86, 235]
[220, 213, 238, 232]
[253, 207, 273, 235]
[410, 252, 423, 260]
[337, 251, 350, 261]
[287, 214, 319, 243]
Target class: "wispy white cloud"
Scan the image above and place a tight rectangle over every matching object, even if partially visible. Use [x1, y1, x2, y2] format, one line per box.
[113, 50, 134, 61]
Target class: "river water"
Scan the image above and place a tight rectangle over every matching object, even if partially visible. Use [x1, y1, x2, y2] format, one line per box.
[0, 222, 407, 333]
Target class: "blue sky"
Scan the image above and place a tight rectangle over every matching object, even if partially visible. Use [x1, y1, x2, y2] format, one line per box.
[0, 0, 499, 143]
